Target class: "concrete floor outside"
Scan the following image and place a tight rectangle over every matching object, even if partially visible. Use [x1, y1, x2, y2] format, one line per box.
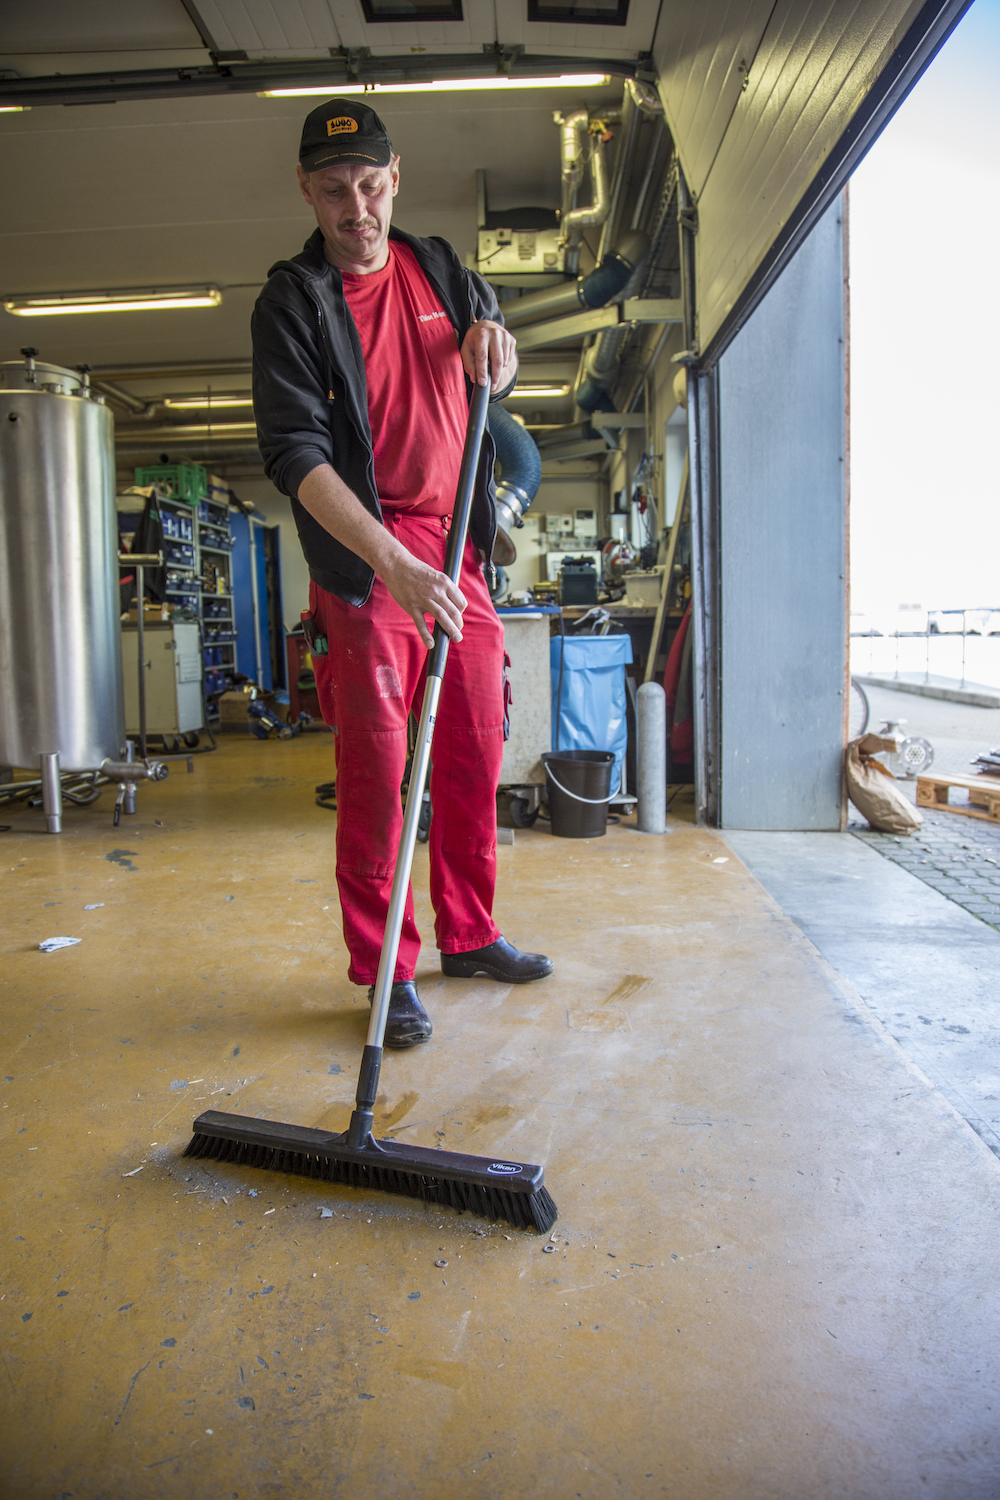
[2, 731, 999, 1498]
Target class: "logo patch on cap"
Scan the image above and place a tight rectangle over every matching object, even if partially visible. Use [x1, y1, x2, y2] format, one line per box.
[327, 116, 359, 136]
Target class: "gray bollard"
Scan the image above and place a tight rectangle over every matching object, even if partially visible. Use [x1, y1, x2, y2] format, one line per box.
[637, 681, 667, 834]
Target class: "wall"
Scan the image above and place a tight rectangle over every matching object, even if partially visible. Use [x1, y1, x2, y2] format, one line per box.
[651, 0, 928, 354]
[709, 197, 847, 829]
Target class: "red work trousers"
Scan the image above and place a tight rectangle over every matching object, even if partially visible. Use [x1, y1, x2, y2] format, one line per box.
[309, 511, 505, 985]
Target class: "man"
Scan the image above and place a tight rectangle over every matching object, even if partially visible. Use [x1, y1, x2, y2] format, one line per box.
[252, 99, 553, 1049]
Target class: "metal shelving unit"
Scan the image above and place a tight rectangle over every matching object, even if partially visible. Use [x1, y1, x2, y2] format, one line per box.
[134, 464, 238, 724]
[197, 496, 237, 715]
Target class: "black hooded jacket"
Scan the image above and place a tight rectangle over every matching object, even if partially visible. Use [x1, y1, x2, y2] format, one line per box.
[252, 226, 514, 606]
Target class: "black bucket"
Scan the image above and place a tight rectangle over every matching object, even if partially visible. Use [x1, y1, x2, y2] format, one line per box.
[542, 750, 617, 839]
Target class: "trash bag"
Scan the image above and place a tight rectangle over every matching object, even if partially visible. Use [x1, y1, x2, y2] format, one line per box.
[550, 633, 632, 789]
[846, 733, 923, 834]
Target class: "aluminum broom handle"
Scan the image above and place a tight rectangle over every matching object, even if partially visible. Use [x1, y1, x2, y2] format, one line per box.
[348, 378, 491, 1148]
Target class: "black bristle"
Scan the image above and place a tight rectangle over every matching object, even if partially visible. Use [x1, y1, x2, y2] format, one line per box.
[183, 1127, 557, 1233]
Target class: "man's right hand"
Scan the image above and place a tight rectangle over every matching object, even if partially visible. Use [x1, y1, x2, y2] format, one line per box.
[296, 462, 468, 649]
[381, 549, 467, 649]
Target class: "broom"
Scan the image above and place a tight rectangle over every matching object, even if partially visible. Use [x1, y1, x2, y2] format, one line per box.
[186, 377, 557, 1234]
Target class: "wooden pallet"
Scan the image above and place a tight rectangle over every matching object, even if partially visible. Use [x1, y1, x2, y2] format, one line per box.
[916, 772, 1000, 823]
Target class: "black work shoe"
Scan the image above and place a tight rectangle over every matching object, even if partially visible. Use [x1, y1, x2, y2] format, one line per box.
[366, 980, 433, 1049]
[439, 935, 554, 983]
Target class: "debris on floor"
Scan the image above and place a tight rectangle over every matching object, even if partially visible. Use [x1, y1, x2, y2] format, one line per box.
[38, 935, 81, 952]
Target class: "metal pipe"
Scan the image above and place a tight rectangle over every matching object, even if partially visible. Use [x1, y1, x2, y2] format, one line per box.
[122, 740, 138, 816]
[92, 379, 158, 417]
[502, 280, 589, 332]
[596, 85, 639, 264]
[557, 107, 588, 225]
[136, 567, 148, 759]
[120, 551, 162, 761]
[561, 135, 609, 247]
[113, 420, 257, 444]
[100, 758, 168, 781]
[39, 752, 62, 834]
[92, 359, 252, 382]
[636, 682, 667, 833]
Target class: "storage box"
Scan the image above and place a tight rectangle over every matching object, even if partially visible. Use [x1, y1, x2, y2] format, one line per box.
[218, 688, 278, 732]
[208, 474, 230, 506]
[134, 462, 208, 503]
[624, 568, 664, 607]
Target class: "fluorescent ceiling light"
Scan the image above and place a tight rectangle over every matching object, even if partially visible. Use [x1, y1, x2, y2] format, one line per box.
[4, 287, 222, 317]
[0, 107, 29, 114]
[147, 422, 258, 436]
[164, 392, 253, 409]
[511, 383, 571, 397]
[261, 75, 609, 99]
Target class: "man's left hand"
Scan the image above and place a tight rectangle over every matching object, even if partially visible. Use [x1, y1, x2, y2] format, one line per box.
[460, 319, 517, 392]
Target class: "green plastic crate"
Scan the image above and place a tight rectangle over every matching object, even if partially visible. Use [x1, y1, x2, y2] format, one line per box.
[134, 462, 208, 503]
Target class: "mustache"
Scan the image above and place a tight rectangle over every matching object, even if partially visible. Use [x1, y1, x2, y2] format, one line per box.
[339, 216, 379, 231]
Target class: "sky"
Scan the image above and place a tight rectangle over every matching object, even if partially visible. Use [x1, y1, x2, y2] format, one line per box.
[849, 0, 1000, 615]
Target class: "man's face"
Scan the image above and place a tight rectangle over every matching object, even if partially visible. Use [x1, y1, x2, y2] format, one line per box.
[297, 159, 399, 273]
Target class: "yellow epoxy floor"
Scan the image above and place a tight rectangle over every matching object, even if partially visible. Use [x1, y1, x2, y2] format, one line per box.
[2, 735, 999, 1498]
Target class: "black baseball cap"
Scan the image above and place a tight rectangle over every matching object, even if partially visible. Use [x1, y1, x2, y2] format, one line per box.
[298, 98, 394, 173]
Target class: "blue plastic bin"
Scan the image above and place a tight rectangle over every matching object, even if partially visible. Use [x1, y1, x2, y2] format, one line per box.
[550, 634, 633, 789]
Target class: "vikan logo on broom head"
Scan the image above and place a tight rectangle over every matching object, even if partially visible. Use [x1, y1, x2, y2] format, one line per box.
[487, 1163, 523, 1175]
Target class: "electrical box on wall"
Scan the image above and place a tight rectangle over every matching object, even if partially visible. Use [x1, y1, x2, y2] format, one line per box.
[545, 513, 574, 534]
[574, 508, 598, 539]
[477, 228, 565, 280]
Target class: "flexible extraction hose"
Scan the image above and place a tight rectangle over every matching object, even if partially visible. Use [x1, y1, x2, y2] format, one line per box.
[488, 407, 542, 565]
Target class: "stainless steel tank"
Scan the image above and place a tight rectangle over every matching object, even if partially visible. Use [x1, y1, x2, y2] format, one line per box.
[0, 353, 126, 773]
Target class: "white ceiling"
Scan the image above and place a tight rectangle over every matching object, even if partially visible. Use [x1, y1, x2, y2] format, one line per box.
[186, 0, 658, 61]
[0, 0, 637, 390]
[0, 80, 621, 377]
[0, 0, 661, 73]
[2, 0, 951, 380]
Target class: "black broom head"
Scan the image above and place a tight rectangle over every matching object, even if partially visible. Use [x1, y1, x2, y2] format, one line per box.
[184, 1110, 557, 1234]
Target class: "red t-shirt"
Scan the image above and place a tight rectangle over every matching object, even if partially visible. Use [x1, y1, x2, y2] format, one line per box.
[341, 242, 468, 515]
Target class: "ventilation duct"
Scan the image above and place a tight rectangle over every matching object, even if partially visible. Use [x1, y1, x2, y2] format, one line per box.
[576, 323, 632, 412]
[502, 229, 649, 333]
[488, 407, 541, 566]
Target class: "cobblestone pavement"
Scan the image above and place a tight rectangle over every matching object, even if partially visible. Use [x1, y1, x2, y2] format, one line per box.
[853, 807, 1000, 932]
[849, 682, 1000, 928]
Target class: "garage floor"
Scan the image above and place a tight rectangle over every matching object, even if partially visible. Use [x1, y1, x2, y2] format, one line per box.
[2, 735, 999, 1499]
